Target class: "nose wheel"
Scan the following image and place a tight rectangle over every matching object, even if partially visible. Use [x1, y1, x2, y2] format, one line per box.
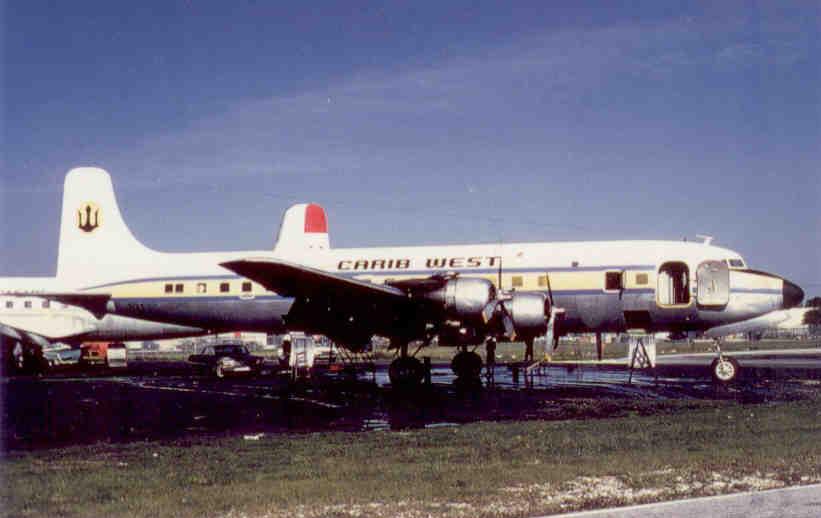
[711, 356, 740, 384]
[710, 339, 740, 384]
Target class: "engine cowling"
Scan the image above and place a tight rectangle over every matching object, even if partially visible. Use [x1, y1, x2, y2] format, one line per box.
[423, 277, 496, 322]
[506, 292, 550, 338]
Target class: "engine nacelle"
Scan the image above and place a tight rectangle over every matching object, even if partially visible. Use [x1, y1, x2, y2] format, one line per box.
[507, 292, 550, 338]
[424, 277, 496, 322]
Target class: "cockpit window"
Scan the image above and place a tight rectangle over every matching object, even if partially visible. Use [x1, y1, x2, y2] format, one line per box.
[727, 259, 745, 268]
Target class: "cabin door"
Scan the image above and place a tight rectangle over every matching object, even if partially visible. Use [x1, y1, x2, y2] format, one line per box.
[696, 260, 729, 309]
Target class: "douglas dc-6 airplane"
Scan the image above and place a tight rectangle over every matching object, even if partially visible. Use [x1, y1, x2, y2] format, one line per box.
[1, 168, 804, 384]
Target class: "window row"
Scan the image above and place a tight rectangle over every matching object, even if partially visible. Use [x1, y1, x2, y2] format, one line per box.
[4, 300, 52, 309]
[163, 281, 254, 294]
[507, 272, 649, 290]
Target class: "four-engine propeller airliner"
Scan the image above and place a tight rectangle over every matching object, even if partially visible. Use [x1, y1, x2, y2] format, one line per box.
[0, 168, 804, 384]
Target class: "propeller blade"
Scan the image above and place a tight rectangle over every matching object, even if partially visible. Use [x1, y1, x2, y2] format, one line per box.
[498, 299, 516, 340]
[503, 314, 516, 341]
[481, 300, 498, 324]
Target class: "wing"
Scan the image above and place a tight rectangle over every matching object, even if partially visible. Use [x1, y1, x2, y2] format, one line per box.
[221, 258, 423, 345]
[703, 309, 804, 338]
[221, 258, 407, 300]
[0, 313, 97, 342]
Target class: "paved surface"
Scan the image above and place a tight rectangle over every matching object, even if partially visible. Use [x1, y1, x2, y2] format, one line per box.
[553, 484, 821, 517]
[3, 348, 819, 451]
[658, 348, 821, 368]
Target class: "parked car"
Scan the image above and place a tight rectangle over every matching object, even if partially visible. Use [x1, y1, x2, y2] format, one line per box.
[188, 343, 264, 378]
[43, 347, 81, 367]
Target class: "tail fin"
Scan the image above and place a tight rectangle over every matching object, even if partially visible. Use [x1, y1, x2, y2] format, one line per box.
[56, 167, 158, 282]
[273, 203, 330, 256]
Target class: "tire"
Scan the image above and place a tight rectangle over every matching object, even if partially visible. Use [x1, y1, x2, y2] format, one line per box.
[711, 357, 740, 384]
[388, 357, 424, 388]
[451, 351, 483, 381]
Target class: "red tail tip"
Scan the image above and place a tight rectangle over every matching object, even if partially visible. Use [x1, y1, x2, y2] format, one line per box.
[304, 203, 328, 233]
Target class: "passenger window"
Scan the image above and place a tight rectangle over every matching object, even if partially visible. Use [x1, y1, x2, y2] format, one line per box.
[635, 273, 648, 285]
[164, 283, 173, 293]
[220, 282, 230, 293]
[5, 301, 12, 309]
[24, 301, 32, 309]
[42, 300, 50, 309]
[605, 271, 623, 291]
[196, 283, 207, 294]
[242, 282, 252, 292]
[538, 275, 548, 287]
[511, 276, 523, 288]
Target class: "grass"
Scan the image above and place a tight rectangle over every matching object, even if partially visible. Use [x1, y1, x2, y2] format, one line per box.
[2, 394, 820, 518]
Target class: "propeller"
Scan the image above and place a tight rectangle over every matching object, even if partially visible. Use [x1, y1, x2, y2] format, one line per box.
[481, 293, 517, 341]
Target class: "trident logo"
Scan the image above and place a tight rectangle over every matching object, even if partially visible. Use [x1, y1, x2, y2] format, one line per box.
[77, 202, 101, 233]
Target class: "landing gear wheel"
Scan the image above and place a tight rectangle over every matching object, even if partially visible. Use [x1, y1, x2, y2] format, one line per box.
[388, 357, 424, 388]
[710, 357, 740, 384]
[451, 351, 483, 381]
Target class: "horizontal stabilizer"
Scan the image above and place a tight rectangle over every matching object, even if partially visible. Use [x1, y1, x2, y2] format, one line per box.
[0, 314, 98, 340]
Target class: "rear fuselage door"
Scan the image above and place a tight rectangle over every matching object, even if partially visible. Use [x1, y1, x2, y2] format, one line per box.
[696, 260, 729, 309]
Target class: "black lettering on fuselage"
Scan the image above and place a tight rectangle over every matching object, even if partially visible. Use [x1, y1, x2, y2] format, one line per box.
[427, 258, 447, 268]
[338, 258, 411, 270]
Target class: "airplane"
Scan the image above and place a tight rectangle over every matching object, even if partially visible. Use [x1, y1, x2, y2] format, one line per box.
[1, 167, 804, 384]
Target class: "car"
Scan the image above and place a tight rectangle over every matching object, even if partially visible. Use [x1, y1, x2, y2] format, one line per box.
[43, 347, 81, 367]
[188, 343, 264, 378]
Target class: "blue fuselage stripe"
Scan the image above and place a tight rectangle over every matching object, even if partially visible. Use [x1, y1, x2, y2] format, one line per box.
[84, 264, 658, 291]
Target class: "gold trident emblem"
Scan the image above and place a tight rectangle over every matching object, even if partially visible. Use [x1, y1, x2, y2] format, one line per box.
[77, 202, 102, 233]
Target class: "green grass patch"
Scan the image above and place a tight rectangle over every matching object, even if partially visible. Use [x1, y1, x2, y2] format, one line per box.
[2, 395, 820, 518]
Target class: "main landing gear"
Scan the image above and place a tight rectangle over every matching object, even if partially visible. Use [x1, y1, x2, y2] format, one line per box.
[388, 342, 425, 388]
[451, 348, 482, 381]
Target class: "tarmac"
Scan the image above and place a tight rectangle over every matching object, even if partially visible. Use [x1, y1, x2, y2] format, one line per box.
[2, 348, 820, 452]
[552, 483, 821, 518]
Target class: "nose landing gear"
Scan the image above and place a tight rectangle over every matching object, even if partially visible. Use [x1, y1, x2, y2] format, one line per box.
[710, 339, 740, 384]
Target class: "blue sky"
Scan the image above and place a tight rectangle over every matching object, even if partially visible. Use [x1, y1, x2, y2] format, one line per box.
[2, 1, 819, 292]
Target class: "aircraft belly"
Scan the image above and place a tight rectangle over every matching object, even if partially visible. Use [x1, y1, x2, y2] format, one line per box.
[111, 298, 291, 333]
[88, 315, 206, 341]
[574, 293, 624, 331]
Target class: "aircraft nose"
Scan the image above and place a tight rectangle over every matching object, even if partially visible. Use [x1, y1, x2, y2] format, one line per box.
[782, 279, 804, 309]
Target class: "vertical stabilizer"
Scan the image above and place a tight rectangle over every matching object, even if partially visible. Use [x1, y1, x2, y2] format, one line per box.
[273, 203, 330, 256]
[56, 167, 158, 283]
